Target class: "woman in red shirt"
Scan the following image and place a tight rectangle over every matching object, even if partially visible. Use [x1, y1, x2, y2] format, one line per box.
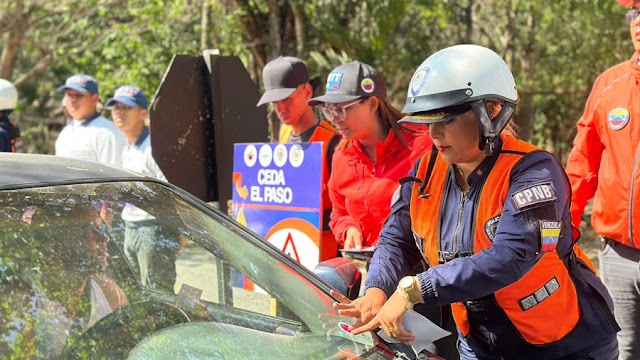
[308, 61, 431, 249]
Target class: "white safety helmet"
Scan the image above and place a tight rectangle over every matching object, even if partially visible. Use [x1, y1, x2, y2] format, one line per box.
[401, 44, 518, 155]
[0, 79, 18, 112]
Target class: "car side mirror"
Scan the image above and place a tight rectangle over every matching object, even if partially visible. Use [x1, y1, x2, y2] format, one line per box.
[314, 257, 361, 300]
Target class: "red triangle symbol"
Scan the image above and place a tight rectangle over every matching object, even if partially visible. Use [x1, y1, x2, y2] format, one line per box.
[282, 232, 301, 263]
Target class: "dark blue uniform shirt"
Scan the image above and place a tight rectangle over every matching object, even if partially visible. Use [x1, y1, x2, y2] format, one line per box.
[366, 138, 571, 302]
[0, 116, 14, 152]
[365, 138, 619, 358]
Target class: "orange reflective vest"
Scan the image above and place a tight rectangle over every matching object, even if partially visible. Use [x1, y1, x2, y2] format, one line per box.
[278, 124, 293, 144]
[280, 121, 339, 260]
[410, 134, 588, 345]
[279, 121, 337, 214]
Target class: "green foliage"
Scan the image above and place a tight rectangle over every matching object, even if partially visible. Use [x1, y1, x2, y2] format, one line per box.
[0, 0, 634, 157]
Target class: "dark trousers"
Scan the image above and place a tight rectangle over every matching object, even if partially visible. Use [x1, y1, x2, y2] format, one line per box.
[124, 221, 179, 293]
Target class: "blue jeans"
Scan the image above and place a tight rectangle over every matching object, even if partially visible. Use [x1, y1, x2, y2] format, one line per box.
[600, 240, 640, 360]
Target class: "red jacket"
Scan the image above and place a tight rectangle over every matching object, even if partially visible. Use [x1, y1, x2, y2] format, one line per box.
[566, 53, 640, 248]
[328, 129, 432, 247]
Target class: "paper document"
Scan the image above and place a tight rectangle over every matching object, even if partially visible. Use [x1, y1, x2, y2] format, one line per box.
[339, 245, 375, 253]
[340, 246, 376, 261]
[376, 309, 451, 355]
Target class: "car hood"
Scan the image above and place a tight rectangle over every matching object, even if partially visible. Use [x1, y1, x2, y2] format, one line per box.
[128, 322, 389, 360]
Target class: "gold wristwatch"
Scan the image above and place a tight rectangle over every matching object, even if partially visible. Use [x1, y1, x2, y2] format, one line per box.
[397, 276, 424, 310]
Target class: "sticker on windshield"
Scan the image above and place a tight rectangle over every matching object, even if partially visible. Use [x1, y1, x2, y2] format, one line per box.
[338, 321, 351, 333]
[328, 321, 375, 347]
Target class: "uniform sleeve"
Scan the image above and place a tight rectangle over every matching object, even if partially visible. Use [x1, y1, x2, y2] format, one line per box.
[564, 77, 605, 228]
[365, 163, 424, 297]
[145, 147, 167, 182]
[95, 130, 120, 167]
[0, 129, 11, 152]
[417, 152, 566, 304]
[328, 156, 361, 245]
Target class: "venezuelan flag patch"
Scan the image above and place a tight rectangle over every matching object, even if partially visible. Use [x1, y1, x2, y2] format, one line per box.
[539, 220, 562, 252]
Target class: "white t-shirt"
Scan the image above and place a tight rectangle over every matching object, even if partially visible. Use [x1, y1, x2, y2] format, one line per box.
[121, 129, 167, 222]
[55, 115, 126, 167]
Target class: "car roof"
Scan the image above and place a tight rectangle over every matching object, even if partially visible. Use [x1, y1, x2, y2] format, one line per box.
[0, 153, 144, 188]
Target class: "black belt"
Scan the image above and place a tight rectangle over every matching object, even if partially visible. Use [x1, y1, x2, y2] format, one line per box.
[600, 236, 640, 252]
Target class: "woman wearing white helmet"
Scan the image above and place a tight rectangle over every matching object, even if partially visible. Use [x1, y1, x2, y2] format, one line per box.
[332, 45, 620, 359]
[0, 78, 22, 152]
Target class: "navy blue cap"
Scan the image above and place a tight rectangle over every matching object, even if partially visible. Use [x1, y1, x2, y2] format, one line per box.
[57, 74, 99, 94]
[105, 85, 148, 109]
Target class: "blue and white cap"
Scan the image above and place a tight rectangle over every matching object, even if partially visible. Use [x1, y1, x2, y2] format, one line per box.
[57, 74, 99, 94]
[105, 85, 148, 109]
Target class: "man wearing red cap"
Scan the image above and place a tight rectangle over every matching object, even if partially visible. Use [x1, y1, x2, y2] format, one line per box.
[565, 1, 640, 358]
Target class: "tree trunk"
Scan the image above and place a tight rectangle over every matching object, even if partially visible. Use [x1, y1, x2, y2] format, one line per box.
[464, 0, 474, 43]
[516, 7, 537, 142]
[201, 0, 210, 50]
[230, 0, 267, 69]
[291, 3, 305, 58]
[266, 0, 281, 60]
[0, 0, 25, 80]
[516, 92, 534, 141]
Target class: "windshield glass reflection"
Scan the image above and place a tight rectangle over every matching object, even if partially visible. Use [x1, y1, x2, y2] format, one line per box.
[0, 181, 376, 359]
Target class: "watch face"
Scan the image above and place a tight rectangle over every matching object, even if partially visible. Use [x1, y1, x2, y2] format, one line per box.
[400, 276, 414, 288]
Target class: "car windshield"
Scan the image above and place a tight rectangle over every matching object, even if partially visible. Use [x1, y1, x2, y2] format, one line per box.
[0, 181, 385, 359]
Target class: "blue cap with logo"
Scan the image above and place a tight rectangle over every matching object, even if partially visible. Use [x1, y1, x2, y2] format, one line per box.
[56, 74, 99, 94]
[105, 85, 148, 109]
[307, 61, 387, 106]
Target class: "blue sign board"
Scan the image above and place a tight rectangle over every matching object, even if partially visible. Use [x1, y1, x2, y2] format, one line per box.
[231, 143, 323, 271]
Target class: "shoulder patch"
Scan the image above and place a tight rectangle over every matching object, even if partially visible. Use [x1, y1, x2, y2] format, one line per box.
[484, 215, 501, 242]
[390, 185, 402, 208]
[539, 220, 562, 253]
[511, 182, 557, 211]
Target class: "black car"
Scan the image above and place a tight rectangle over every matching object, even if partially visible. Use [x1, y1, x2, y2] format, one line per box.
[0, 153, 441, 359]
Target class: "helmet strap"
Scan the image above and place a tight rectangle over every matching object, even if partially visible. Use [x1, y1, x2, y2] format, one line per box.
[470, 99, 516, 156]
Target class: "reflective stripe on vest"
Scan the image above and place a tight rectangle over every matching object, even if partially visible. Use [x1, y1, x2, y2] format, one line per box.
[410, 134, 581, 345]
[309, 120, 338, 212]
[278, 125, 293, 144]
[280, 121, 337, 212]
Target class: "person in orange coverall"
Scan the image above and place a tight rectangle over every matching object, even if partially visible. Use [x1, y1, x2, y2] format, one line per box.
[565, 1, 640, 358]
[307, 61, 431, 250]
